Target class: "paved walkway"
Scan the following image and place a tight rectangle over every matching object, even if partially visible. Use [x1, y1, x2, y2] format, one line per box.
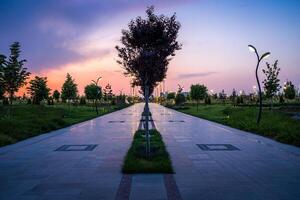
[151, 103, 300, 200]
[0, 104, 143, 200]
[1, 103, 300, 200]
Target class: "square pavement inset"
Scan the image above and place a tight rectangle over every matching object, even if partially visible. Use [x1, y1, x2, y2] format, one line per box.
[197, 144, 240, 151]
[55, 144, 98, 151]
[168, 120, 185, 123]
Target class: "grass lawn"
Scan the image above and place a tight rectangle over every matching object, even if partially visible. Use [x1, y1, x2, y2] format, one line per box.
[122, 129, 173, 173]
[0, 104, 129, 147]
[170, 104, 300, 147]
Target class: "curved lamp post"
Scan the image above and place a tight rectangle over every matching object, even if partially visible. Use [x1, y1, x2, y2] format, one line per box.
[248, 45, 270, 124]
[92, 76, 102, 115]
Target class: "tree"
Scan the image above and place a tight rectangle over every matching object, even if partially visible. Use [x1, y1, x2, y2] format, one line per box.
[230, 88, 237, 106]
[175, 93, 186, 106]
[103, 83, 113, 101]
[190, 84, 207, 111]
[53, 90, 60, 102]
[284, 80, 296, 100]
[84, 83, 102, 114]
[27, 76, 50, 104]
[167, 92, 176, 100]
[116, 6, 181, 158]
[262, 60, 281, 109]
[0, 55, 5, 100]
[61, 73, 78, 103]
[1, 42, 30, 104]
[219, 89, 226, 104]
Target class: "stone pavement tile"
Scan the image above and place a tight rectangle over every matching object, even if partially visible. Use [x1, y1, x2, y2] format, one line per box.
[130, 174, 167, 200]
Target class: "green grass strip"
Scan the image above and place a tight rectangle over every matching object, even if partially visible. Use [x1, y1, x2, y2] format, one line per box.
[122, 129, 174, 174]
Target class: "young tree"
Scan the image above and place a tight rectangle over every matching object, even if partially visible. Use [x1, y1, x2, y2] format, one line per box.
[1, 42, 31, 104]
[61, 73, 78, 104]
[103, 83, 113, 101]
[0, 55, 5, 100]
[84, 83, 102, 115]
[27, 76, 50, 104]
[167, 92, 176, 100]
[53, 90, 60, 102]
[284, 80, 296, 100]
[190, 84, 207, 111]
[230, 88, 237, 106]
[219, 89, 226, 104]
[116, 6, 181, 158]
[262, 60, 281, 109]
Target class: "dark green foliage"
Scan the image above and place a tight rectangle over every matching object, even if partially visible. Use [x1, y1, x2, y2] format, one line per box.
[167, 92, 176, 100]
[61, 73, 78, 101]
[230, 88, 237, 105]
[190, 84, 207, 110]
[27, 76, 50, 104]
[79, 96, 86, 105]
[122, 129, 173, 173]
[103, 83, 113, 101]
[262, 60, 281, 107]
[0, 42, 31, 104]
[47, 98, 54, 105]
[116, 6, 181, 96]
[205, 96, 211, 105]
[284, 80, 296, 100]
[279, 94, 285, 104]
[84, 84, 102, 100]
[53, 90, 60, 102]
[175, 93, 186, 106]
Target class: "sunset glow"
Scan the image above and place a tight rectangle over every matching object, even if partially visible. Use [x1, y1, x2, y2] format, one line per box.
[1, 0, 299, 95]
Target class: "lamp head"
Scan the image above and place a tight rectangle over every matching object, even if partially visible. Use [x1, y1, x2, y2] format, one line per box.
[261, 52, 270, 60]
[248, 45, 256, 53]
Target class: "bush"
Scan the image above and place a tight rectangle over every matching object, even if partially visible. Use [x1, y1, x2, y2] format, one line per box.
[175, 93, 186, 106]
[79, 96, 86, 105]
[205, 96, 211, 105]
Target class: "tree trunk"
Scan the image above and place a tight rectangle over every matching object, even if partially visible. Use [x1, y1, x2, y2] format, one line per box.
[95, 99, 99, 115]
[197, 100, 199, 111]
[145, 85, 150, 159]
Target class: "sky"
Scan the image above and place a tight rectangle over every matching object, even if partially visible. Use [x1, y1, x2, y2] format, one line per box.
[0, 0, 299, 96]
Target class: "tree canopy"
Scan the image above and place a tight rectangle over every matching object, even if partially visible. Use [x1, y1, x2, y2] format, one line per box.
[284, 80, 296, 100]
[61, 73, 78, 101]
[262, 60, 281, 99]
[0, 42, 30, 103]
[84, 84, 102, 100]
[27, 76, 50, 104]
[53, 90, 60, 102]
[116, 6, 181, 96]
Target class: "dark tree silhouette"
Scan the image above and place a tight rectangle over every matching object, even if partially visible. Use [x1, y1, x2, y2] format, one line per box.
[262, 60, 281, 109]
[116, 6, 181, 158]
[27, 76, 50, 104]
[61, 73, 78, 102]
[84, 83, 102, 115]
[190, 84, 207, 111]
[53, 90, 60, 102]
[1, 42, 30, 105]
[284, 80, 296, 100]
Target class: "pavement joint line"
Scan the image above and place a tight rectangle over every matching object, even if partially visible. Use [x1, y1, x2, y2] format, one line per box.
[115, 174, 132, 200]
[164, 174, 182, 200]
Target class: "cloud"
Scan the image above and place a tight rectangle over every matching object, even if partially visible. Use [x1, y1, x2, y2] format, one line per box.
[177, 71, 217, 79]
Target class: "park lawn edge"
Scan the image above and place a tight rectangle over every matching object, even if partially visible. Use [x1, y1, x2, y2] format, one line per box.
[166, 105, 300, 147]
[0, 104, 131, 147]
[122, 129, 174, 174]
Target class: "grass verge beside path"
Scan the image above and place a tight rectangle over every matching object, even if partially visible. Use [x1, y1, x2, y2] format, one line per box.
[122, 129, 173, 173]
[169, 105, 300, 147]
[0, 104, 130, 147]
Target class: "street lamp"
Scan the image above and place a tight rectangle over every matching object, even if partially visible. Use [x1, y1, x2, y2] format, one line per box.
[248, 44, 270, 124]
